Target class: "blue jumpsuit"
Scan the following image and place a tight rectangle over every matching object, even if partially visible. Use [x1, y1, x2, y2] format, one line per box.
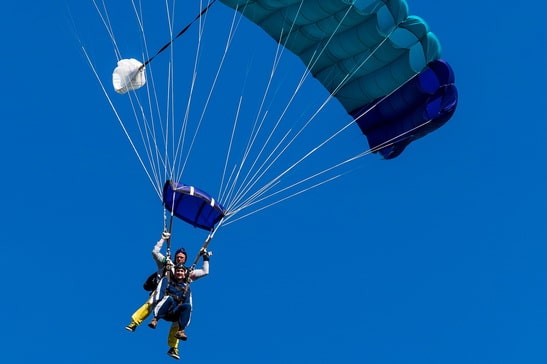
[155, 279, 192, 329]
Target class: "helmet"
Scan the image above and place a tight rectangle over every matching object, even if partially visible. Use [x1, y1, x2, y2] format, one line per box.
[174, 263, 186, 271]
[174, 247, 187, 258]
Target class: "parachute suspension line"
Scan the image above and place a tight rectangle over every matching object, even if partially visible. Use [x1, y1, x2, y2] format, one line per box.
[225, 87, 338, 215]
[126, 90, 166, 194]
[228, 23, 412, 213]
[222, 4, 355, 213]
[224, 174, 341, 226]
[176, 5, 243, 184]
[228, 70, 423, 216]
[121, 65, 177, 197]
[165, 35, 177, 186]
[119, 1, 172, 192]
[218, 96, 243, 204]
[226, 112, 356, 214]
[222, 6, 296, 189]
[222, 32, 301, 210]
[233, 76, 432, 215]
[223, 128, 293, 213]
[222, 5, 418, 221]
[221, 162, 248, 214]
[139, 0, 217, 69]
[91, 0, 172, 197]
[370, 119, 434, 156]
[224, 121, 397, 225]
[226, 77, 432, 220]
[122, 1, 218, 193]
[171, 7, 206, 185]
[132, 0, 186, 191]
[91, 0, 123, 61]
[195, 3, 360, 221]
[106, 0, 218, 190]
[228, 139, 381, 223]
[210, 3, 289, 210]
[138, 1, 184, 191]
[81, 47, 163, 199]
[221, 8, 311, 212]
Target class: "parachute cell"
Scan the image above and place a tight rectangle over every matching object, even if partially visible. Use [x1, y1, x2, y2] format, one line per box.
[219, 0, 457, 157]
[353, 59, 458, 159]
[162, 181, 226, 231]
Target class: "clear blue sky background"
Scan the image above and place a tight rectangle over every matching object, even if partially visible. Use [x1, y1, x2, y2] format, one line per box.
[1, 1, 546, 363]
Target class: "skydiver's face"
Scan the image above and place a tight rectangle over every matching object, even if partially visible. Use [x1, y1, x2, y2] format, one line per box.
[175, 253, 187, 264]
[174, 268, 186, 280]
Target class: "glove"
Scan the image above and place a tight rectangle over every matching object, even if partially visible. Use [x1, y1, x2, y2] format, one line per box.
[200, 248, 211, 261]
[161, 231, 171, 240]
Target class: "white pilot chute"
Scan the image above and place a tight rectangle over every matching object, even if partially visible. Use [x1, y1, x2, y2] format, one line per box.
[112, 58, 146, 94]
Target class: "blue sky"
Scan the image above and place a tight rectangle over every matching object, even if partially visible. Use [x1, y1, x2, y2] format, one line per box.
[1, 1, 546, 363]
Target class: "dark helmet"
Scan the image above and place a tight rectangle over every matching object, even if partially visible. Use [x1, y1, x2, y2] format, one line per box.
[174, 263, 187, 272]
[174, 247, 187, 258]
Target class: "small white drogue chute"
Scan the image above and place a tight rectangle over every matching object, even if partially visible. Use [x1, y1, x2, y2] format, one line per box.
[112, 58, 146, 94]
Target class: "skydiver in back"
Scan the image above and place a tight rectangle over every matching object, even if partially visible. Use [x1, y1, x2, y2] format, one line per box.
[124, 230, 210, 360]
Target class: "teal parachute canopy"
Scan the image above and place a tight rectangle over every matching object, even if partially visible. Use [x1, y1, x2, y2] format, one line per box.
[218, 0, 456, 157]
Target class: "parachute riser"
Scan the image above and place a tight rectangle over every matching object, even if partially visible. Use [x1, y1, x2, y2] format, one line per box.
[164, 213, 175, 282]
[182, 231, 215, 298]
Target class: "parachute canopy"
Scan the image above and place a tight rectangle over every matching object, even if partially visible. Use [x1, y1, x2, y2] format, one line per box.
[219, 0, 458, 158]
[162, 181, 226, 231]
[112, 58, 146, 94]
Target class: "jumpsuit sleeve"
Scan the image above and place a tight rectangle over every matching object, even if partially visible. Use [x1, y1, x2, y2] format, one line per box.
[190, 260, 209, 281]
[152, 238, 167, 270]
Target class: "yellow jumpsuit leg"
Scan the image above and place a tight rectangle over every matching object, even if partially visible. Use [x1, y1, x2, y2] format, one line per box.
[131, 301, 151, 325]
[168, 322, 180, 349]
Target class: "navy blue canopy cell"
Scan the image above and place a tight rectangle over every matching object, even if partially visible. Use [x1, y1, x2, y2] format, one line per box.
[352, 59, 458, 159]
[162, 180, 226, 231]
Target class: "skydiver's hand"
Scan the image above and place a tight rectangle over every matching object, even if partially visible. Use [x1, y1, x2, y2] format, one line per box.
[161, 231, 171, 240]
[200, 248, 211, 261]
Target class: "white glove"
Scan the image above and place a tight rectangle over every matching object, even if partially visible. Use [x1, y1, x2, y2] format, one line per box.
[161, 231, 171, 240]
